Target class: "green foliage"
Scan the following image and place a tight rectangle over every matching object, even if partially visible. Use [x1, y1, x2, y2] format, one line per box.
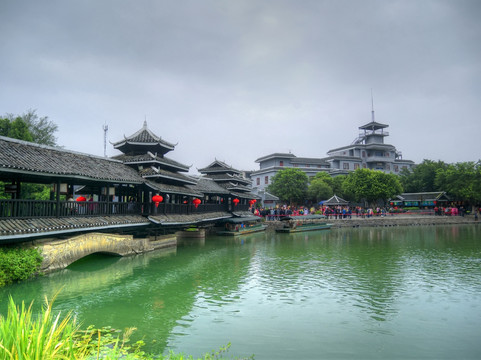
[267, 168, 308, 205]
[311, 172, 333, 186]
[342, 169, 403, 205]
[399, 160, 447, 192]
[0, 110, 57, 200]
[331, 175, 347, 198]
[0, 293, 83, 360]
[0, 109, 58, 146]
[0, 295, 253, 360]
[399, 159, 481, 204]
[435, 161, 481, 204]
[307, 178, 333, 203]
[0, 247, 43, 287]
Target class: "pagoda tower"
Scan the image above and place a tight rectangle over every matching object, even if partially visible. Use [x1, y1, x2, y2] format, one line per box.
[111, 121, 200, 203]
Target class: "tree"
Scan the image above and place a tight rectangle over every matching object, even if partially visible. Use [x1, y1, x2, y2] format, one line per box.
[342, 169, 403, 206]
[1, 109, 58, 145]
[435, 161, 481, 208]
[332, 175, 347, 199]
[0, 110, 58, 200]
[399, 159, 447, 193]
[267, 168, 309, 205]
[307, 178, 333, 203]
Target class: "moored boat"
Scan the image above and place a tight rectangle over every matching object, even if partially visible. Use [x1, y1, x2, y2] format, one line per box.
[217, 216, 267, 236]
[276, 214, 332, 233]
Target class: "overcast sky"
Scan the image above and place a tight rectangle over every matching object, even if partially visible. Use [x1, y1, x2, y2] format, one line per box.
[1, 0, 480, 173]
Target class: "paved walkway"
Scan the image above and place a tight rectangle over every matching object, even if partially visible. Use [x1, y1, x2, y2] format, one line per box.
[265, 214, 478, 230]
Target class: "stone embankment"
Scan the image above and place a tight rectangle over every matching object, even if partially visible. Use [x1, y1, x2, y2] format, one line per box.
[264, 214, 478, 231]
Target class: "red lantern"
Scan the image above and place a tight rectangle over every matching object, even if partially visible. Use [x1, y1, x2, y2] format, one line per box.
[233, 198, 240, 206]
[193, 198, 201, 208]
[76, 196, 86, 202]
[249, 199, 256, 206]
[152, 194, 163, 208]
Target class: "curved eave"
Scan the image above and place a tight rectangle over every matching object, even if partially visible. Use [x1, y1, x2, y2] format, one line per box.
[142, 173, 198, 186]
[0, 166, 143, 185]
[124, 159, 189, 172]
[114, 141, 174, 155]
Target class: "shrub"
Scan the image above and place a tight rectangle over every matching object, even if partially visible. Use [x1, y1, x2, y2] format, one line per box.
[0, 247, 43, 287]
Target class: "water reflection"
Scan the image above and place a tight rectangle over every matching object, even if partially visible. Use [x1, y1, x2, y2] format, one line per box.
[1, 225, 480, 359]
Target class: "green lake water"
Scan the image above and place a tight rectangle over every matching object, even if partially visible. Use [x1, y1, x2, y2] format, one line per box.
[1, 225, 481, 359]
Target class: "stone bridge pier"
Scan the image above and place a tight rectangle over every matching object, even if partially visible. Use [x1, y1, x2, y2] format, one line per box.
[35, 232, 176, 273]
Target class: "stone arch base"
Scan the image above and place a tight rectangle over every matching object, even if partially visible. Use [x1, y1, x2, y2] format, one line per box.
[36, 232, 176, 273]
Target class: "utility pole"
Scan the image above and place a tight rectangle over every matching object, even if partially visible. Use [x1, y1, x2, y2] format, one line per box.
[103, 123, 108, 157]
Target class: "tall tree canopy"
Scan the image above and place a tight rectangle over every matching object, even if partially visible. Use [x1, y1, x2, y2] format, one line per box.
[342, 168, 403, 206]
[399, 159, 447, 193]
[307, 172, 333, 203]
[0, 110, 58, 200]
[435, 161, 481, 206]
[267, 168, 309, 205]
[0, 109, 58, 146]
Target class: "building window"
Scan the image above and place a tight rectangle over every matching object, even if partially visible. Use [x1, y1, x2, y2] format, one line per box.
[386, 164, 391, 170]
[265, 176, 269, 184]
[256, 178, 260, 186]
[362, 151, 366, 157]
[279, 161, 284, 166]
[363, 163, 367, 168]
[354, 163, 360, 170]
[294, 164, 298, 167]
[343, 163, 349, 170]
[394, 165, 399, 172]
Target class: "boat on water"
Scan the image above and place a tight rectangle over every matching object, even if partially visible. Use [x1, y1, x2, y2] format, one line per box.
[217, 216, 267, 236]
[276, 214, 332, 233]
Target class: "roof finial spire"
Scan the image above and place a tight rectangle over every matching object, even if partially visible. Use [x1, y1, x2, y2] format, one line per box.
[143, 116, 147, 128]
[371, 89, 375, 123]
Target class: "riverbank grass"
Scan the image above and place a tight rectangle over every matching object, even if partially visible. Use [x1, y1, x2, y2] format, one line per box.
[0, 247, 43, 287]
[0, 295, 252, 359]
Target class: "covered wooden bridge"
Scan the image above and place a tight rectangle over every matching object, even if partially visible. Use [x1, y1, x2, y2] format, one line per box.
[0, 124, 258, 244]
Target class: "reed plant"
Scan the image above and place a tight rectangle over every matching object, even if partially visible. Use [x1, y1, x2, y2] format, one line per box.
[0, 291, 94, 360]
[0, 294, 252, 359]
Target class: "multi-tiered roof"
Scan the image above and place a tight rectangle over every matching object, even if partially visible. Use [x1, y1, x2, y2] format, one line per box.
[111, 121, 200, 197]
[198, 160, 256, 199]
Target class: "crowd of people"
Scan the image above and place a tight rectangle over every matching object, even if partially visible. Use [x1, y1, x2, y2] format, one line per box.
[250, 204, 479, 220]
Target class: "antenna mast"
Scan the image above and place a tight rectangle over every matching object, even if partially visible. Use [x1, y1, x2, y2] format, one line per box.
[103, 123, 108, 157]
[371, 89, 375, 123]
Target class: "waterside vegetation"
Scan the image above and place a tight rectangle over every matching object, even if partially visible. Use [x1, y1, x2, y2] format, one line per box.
[0, 295, 252, 360]
[0, 248, 42, 287]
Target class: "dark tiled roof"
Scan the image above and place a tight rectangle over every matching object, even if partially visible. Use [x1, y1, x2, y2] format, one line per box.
[112, 152, 190, 172]
[206, 173, 251, 185]
[0, 136, 143, 184]
[323, 194, 349, 205]
[396, 192, 449, 201]
[0, 215, 149, 241]
[188, 177, 230, 194]
[224, 183, 253, 192]
[230, 191, 258, 199]
[139, 167, 197, 185]
[198, 159, 241, 174]
[144, 180, 203, 197]
[149, 211, 232, 226]
[111, 121, 176, 149]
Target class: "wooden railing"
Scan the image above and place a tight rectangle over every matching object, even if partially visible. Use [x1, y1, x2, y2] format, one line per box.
[0, 199, 142, 219]
[0, 199, 250, 219]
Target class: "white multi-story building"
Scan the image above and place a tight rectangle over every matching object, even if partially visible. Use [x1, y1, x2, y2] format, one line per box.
[250, 114, 414, 191]
[326, 119, 414, 175]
